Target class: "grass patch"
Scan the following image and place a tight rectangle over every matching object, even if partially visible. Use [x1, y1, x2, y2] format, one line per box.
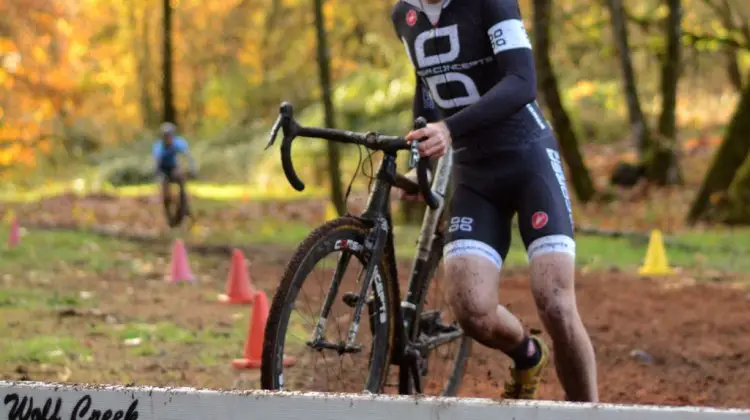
[194, 314, 249, 365]
[0, 180, 327, 203]
[0, 336, 91, 365]
[117, 322, 196, 343]
[0, 226, 133, 274]
[392, 224, 750, 274]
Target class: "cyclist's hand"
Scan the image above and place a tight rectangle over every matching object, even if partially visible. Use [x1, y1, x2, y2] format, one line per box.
[405, 121, 452, 158]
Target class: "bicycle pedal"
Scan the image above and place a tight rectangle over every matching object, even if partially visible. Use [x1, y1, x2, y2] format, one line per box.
[341, 292, 374, 308]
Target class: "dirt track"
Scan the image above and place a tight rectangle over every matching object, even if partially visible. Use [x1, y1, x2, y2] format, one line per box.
[2, 193, 750, 408]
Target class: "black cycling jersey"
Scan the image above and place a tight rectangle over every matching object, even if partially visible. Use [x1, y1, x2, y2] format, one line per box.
[391, 0, 550, 159]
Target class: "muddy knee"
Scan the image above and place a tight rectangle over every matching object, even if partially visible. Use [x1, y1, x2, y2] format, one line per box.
[443, 255, 500, 338]
[530, 252, 580, 336]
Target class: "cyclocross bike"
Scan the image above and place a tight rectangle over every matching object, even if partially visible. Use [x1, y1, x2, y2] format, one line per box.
[161, 172, 193, 228]
[261, 102, 472, 396]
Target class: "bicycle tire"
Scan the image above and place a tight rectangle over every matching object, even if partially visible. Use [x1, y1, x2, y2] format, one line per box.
[261, 216, 396, 393]
[412, 232, 473, 396]
[163, 182, 187, 228]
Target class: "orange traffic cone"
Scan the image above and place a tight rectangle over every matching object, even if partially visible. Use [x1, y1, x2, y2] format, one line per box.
[7, 217, 20, 249]
[169, 239, 195, 283]
[232, 291, 296, 369]
[219, 249, 256, 304]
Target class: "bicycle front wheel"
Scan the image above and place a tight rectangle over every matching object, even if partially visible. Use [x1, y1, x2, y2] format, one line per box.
[261, 217, 396, 393]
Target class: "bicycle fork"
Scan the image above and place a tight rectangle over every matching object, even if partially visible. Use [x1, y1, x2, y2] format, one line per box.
[399, 151, 453, 395]
[308, 217, 390, 354]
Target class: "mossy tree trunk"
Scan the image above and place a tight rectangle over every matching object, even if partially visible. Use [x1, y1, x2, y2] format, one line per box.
[532, 0, 596, 202]
[647, 0, 683, 186]
[313, 0, 345, 216]
[687, 75, 750, 224]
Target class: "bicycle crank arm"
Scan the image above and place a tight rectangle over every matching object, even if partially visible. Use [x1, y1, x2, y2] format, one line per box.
[306, 339, 363, 355]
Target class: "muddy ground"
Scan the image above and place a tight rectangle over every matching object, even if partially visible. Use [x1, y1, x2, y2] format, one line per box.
[1, 193, 749, 409]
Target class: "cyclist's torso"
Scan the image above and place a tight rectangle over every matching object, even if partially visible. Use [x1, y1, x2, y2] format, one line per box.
[153, 137, 187, 169]
[392, 0, 550, 155]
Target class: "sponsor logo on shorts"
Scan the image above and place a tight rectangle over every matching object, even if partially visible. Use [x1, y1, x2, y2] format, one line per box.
[406, 9, 417, 26]
[545, 148, 574, 227]
[448, 216, 473, 233]
[531, 211, 548, 230]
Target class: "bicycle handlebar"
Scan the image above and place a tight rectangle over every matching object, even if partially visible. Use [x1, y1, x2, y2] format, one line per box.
[265, 101, 440, 209]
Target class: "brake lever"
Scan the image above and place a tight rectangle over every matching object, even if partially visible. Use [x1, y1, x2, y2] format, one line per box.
[408, 117, 427, 169]
[265, 114, 283, 150]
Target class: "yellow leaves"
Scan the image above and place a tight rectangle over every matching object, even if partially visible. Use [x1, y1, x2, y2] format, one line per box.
[206, 96, 230, 121]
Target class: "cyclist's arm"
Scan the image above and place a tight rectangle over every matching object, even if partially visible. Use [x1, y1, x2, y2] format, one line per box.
[176, 138, 197, 172]
[443, 0, 536, 139]
[151, 143, 162, 175]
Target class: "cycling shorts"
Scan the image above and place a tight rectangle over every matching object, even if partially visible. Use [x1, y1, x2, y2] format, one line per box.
[443, 134, 575, 269]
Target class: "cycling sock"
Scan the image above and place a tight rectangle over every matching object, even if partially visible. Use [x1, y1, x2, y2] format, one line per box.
[507, 336, 541, 370]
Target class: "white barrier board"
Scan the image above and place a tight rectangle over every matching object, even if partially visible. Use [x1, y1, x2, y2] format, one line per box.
[1, 381, 749, 420]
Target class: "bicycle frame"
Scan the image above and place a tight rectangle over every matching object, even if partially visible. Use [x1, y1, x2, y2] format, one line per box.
[348, 147, 457, 395]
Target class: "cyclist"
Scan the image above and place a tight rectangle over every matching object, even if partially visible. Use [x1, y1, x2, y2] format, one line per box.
[152, 122, 197, 214]
[392, 0, 598, 401]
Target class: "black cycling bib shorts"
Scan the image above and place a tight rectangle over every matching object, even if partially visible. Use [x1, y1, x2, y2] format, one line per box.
[392, 0, 575, 269]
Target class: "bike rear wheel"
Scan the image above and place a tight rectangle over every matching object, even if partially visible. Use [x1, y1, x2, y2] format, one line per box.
[163, 181, 187, 228]
[261, 217, 396, 393]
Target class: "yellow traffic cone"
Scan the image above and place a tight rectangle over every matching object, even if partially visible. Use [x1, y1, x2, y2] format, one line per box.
[638, 229, 675, 276]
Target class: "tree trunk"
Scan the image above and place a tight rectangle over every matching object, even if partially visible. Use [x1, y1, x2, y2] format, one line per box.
[313, 0, 345, 216]
[725, 49, 744, 93]
[687, 76, 750, 224]
[532, 0, 596, 203]
[162, 0, 176, 125]
[724, 154, 750, 224]
[648, 0, 683, 185]
[131, 2, 156, 129]
[715, 0, 744, 92]
[604, 0, 651, 156]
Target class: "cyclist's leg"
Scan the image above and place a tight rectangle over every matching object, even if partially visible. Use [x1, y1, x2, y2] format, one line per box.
[157, 168, 171, 203]
[442, 166, 525, 353]
[516, 135, 598, 402]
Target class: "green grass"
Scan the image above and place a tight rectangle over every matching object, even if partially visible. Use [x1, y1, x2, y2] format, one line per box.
[1, 336, 92, 365]
[0, 180, 327, 203]
[394, 224, 750, 274]
[4, 218, 750, 275]
[0, 226, 134, 274]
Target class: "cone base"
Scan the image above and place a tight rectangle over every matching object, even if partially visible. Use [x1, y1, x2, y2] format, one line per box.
[231, 356, 296, 370]
[219, 294, 255, 304]
[167, 275, 196, 284]
[638, 266, 675, 276]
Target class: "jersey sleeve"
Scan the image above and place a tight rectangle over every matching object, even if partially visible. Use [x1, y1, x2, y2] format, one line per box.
[175, 137, 189, 153]
[151, 142, 161, 160]
[443, 0, 537, 139]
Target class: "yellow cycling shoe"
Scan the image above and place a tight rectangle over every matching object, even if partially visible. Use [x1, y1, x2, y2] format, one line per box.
[502, 334, 550, 400]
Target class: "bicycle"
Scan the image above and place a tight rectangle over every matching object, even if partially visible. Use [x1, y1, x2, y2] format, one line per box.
[161, 170, 193, 228]
[261, 102, 472, 396]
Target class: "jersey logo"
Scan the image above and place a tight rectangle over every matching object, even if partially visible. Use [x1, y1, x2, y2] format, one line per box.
[531, 211, 548, 230]
[402, 24, 482, 110]
[487, 19, 532, 54]
[406, 9, 417, 26]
